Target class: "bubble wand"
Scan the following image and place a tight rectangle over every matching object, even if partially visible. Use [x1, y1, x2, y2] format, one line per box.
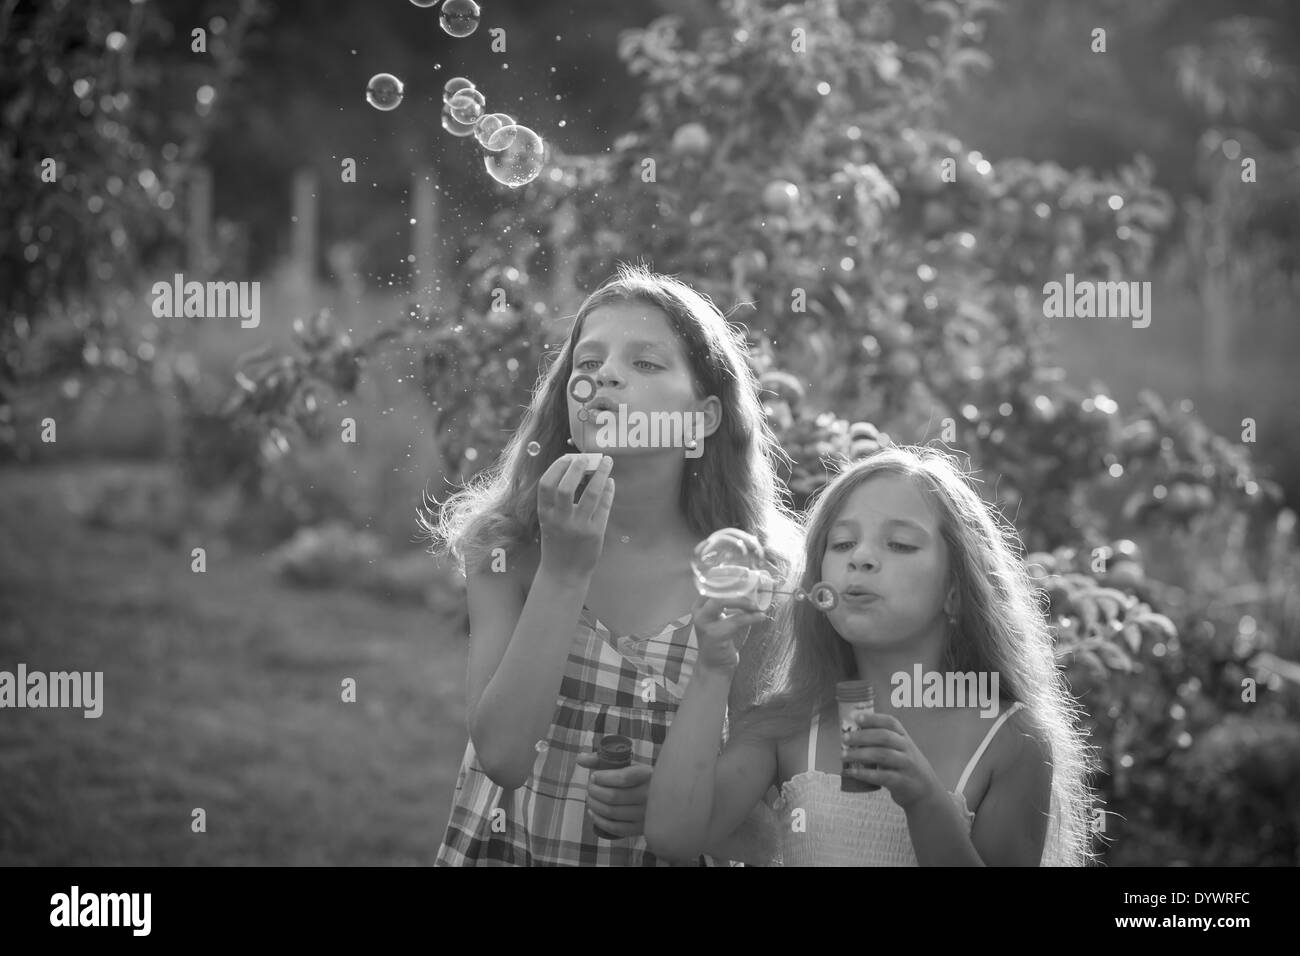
[692, 528, 840, 613]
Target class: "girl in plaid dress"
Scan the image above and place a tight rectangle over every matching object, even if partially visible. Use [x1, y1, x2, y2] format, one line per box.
[427, 263, 798, 866]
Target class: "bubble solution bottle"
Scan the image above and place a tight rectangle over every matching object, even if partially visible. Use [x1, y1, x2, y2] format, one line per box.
[836, 680, 880, 792]
[591, 734, 633, 839]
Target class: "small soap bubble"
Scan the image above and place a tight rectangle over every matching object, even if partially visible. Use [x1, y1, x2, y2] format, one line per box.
[810, 583, 839, 612]
[484, 124, 544, 188]
[449, 88, 486, 125]
[526, 440, 541, 456]
[443, 77, 475, 103]
[794, 589, 808, 601]
[577, 407, 590, 423]
[441, 105, 477, 137]
[475, 113, 516, 150]
[365, 73, 403, 111]
[440, 0, 480, 38]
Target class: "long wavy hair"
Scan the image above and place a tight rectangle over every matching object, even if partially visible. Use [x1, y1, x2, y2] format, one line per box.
[730, 445, 1098, 866]
[422, 260, 801, 590]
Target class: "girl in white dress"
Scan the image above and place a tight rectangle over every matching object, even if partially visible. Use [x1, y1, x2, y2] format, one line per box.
[646, 445, 1095, 865]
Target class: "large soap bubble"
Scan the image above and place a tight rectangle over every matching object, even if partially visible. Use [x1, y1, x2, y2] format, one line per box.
[443, 77, 475, 103]
[692, 529, 765, 600]
[448, 88, 486, 125]
[475, 113, 516, 151]
[365, 73, 403, 111]
[483, 124, 544, 188]
[440, 0, 480, 38]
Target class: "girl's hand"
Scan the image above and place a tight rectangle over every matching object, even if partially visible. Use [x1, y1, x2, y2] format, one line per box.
[575, 752, 654, 839]
[537, 454, 615, 580]
[842, 712, 948, 812]
[691, 594, 767, 676]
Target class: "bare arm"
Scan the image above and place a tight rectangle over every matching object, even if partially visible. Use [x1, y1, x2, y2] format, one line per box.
[908, 711, 1052, 866]
[466, 455, 615, 789]
[645, 595, 777, 862]
[464, 560, 592, 790]
[967, 712, 1052, 866]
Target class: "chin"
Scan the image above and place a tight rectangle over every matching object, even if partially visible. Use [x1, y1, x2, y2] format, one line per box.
[828, 614, 904, 647]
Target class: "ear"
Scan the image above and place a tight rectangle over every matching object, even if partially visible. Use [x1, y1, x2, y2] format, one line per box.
[696, 394, 723, 439]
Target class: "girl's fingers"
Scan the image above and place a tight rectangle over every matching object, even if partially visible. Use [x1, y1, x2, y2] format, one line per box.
[587, 809, 639, 837]
[554, 455, 593, 503]
[538, 454, 577, 498]
[576, 457, 614, 519]
[721, 612, 768, 633]
[587, 799, 643, 823]
[842, 747, 906, 769]
[853, 712, 906, 733]
[842, 728, 906, 749]
[699, 596, 760, 619]
[844, 766, 895, 788]
[587, 782, 649, 809]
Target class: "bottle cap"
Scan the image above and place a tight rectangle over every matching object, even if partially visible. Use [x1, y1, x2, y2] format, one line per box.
[836, 679, 874, 704]
[597, 734, 633, 765]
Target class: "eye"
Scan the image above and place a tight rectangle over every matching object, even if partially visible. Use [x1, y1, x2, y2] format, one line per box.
[634, 359, 662, 370]
[575, 359, 599, 371]
[889, 542, 919, 552]
[830, 541, 855, 552]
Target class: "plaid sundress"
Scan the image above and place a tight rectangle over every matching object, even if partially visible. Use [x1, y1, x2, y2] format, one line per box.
[436, 604, 732, 866]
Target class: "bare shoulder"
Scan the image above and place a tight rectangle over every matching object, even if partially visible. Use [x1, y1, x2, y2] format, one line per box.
[466, 538, 539, 602]
[992, 704, 1053, 777]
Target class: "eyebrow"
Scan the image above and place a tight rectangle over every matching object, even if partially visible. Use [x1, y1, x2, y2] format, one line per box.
[831, 517, 933, 537]
[573, 338, 676, 358]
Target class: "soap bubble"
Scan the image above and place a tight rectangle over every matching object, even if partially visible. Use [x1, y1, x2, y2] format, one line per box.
[440, 0, 480, 38]
[365, 73, 403, 111]
[692, 528, 765, 600]
[443, 77, 476, 103]
[526, 441, 541, 456]
[475, 113, 516, 150]
[448, 88, 486, 125]
[441, 105, 477, 137]
[484, 124, 544, 188]
[809, 582, 839, 612]
[794, 588, 808, 601]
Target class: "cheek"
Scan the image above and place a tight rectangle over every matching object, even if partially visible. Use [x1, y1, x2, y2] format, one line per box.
[819, 552, 840, 581]
[903, 554, 948, 608]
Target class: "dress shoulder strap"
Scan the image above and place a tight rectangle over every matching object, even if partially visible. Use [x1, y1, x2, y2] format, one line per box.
[807, 712, 820, 774]
[955, 702, 1026, 798]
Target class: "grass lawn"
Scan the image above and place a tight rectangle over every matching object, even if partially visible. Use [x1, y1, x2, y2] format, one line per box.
[0, 460, 469, 865]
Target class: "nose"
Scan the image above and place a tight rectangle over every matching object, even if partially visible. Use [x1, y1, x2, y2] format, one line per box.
[594, 360, 623, 388]
[847, 542, 878, 572]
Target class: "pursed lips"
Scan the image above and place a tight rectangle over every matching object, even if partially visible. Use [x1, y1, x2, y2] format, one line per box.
[839, 586, 882, 604]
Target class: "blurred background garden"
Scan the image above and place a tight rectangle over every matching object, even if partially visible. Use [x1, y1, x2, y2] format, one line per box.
[1, 0, 1298, 865]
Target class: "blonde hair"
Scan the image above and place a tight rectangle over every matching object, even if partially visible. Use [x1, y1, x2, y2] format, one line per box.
[731, 445, 1098, 866]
